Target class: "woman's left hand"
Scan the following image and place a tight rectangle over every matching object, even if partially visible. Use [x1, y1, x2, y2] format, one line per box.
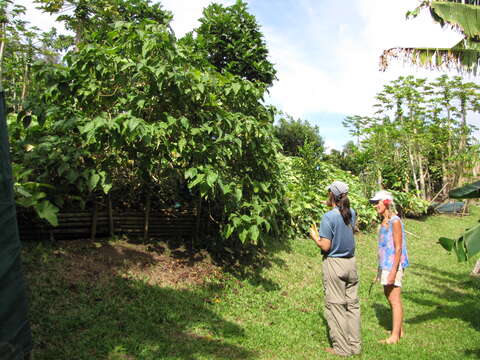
[386, 271, 396, 285]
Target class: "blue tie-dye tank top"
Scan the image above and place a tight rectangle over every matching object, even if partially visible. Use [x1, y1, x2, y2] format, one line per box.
[378, 215, 409, 270]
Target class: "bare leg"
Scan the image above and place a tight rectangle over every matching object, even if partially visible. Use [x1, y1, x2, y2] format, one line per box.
[381, 285, 403, 344]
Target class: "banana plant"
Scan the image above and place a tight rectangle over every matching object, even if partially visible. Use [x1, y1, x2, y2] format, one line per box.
[439, 180, 480, 262]
[381, 1, 480, 75]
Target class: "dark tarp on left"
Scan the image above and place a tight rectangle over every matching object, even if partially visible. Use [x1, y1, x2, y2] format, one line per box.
[0, 90, 32, 359]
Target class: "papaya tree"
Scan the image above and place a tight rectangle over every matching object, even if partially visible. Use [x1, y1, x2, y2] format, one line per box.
[343, 75, 479, 200]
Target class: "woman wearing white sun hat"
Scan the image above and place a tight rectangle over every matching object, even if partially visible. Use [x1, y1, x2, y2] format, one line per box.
[370, 190, 409, 344]
[309, 180, 361, 357]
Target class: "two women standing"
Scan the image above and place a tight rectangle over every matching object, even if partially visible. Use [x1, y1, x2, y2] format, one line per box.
[310, 182, 409, 356]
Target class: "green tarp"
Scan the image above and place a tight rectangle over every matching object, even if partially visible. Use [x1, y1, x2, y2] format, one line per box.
[0, 91, 32, 359]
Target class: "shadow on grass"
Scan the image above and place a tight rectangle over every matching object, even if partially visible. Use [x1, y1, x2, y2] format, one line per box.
[403, 289, 480, 331]
[143, 234, 289, 292]
[369, 302, 394, 336]
[409, 263, 467, 282]
[403, 263, 480, 332]
[464, 349, 480, 358]
[23, 242, 255, 360]
[372, 303, 391, 332]
[319, 313, 333, 347]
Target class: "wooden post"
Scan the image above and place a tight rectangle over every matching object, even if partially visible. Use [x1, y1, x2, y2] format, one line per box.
[194, 198, 202, 248]
[461, 199, 470, 217]
[143, 193, 151, 242]
[107, 194, 114, 237]
[90, 196, 98, 241]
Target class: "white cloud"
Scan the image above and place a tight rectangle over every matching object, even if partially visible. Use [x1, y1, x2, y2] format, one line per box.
[16, 0, 68, 33]
[160, 0, 235, 37]
[265, 0, 470, 119]
[263, 28, 333, 118]
[160, 0, 211, 37]
[358, 0, 462, 49]
[324, 139, 341, 154]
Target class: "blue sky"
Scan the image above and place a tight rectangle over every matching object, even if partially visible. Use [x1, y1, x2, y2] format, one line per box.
[20, 0, 478, 151]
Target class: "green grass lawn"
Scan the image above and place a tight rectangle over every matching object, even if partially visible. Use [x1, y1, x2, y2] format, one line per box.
[23, 207, 480, 359]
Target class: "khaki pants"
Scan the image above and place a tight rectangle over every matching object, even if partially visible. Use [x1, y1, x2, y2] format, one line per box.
[322, 257, 361, 356]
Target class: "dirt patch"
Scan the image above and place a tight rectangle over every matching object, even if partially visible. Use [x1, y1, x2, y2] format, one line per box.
[50, 239, 222, 288]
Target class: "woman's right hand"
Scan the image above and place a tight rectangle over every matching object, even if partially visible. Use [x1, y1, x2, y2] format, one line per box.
[309, 224, 318, 241]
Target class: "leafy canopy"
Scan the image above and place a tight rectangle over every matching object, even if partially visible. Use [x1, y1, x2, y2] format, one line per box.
[274, 115, 325, 157]
[194, 0, 277, 87]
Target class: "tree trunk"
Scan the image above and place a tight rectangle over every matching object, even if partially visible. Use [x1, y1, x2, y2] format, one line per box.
[445, 105, 454, 195]
[424, 167, 432, 200]
[407, 145, 419, 193]
[417, 152, 427, 199]
[453, 97, 468, 188]
[442, 161, 449, 199]
[20, 61, 28, 107]
[377, 167, 383, 188]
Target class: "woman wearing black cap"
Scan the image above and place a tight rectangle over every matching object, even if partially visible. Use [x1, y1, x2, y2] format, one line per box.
[309, 181, 361, 357]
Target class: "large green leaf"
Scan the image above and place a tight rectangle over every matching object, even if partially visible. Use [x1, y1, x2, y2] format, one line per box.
[464, 223, 480, 258]
[439, 223, 480, 262]
[454, 237, 468, 262]
[449, 181, 480, 199]
[439, 237, 455, 252]
[34, 200, 59, 227]
[431, 1, 480, 38]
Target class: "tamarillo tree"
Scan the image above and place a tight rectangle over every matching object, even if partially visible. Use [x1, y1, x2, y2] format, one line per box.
[194, 0, 277, 87]
[16, 15, 288, 246]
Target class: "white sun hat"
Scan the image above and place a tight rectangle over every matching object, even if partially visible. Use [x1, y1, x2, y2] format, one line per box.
[369, 190, 393, 203]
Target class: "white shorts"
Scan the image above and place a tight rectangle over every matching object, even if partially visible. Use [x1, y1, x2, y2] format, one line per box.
[377, 267, 404, 287]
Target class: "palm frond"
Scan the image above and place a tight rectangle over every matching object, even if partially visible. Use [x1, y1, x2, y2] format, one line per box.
[380, 46, 480, 75]
[430, 1, 480, 39]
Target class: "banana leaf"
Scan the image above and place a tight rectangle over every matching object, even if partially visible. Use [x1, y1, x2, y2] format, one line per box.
[464, 223, 480, 258]
[454, 236, 468, 262]
[449, 180, 480, 199]
[381, 1, 480, 73]
[431, 1, 480, 38]
[380, 47, 480, 74]
[439, 237, 455, 252]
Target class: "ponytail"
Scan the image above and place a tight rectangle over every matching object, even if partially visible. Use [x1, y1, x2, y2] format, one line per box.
[336, 193, 352, 226]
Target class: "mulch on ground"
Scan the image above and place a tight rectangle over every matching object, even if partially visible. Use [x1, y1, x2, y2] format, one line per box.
[36, 239, 222, 288]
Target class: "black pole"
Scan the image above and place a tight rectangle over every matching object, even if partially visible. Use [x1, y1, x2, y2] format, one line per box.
[0, 90, 33, 359]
